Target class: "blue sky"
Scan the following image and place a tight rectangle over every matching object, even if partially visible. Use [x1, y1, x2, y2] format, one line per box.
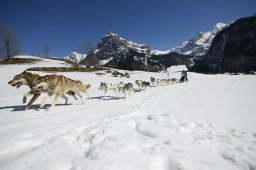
[0, 0, 255, 57]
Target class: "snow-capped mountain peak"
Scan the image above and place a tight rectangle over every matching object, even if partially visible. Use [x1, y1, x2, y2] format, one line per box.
[81, 32, 153, 67]
[170, 23, 227, 56]
[102, 32, 150, 53]
[65, 52, 87, 64]
[215, 22, 227, 29]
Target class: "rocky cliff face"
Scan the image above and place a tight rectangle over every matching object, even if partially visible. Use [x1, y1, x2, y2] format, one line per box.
[150, 52, 193, 68]
[201, 15, 256, 73]
[80, 32, 192, 71]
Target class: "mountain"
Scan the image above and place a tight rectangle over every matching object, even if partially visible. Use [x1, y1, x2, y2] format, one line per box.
[191, 15, 256, 73]
[65, 52, 87, 63]
[171, 23, 227, 57]
[80, 32, 192, 71]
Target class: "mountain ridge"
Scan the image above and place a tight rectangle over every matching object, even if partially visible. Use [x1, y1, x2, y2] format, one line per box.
[170, 23, 227, 56]
[80, 32, 192, 71]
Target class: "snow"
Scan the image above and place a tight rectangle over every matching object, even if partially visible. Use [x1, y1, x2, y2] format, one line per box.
[14, 55, 44, 60]
[126, 40, 149, 53]
[93, 49, 100, 54]
[98, 57, 113, 66]
[12, 55, 72, 67]
[0, 57, 256, 170]
[215, 23, 227, 29]
[127, 40, 147, 48]
[151, 49, 170, 55]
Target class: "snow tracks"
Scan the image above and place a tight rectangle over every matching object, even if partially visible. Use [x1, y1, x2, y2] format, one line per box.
[65, 88, 256, 170]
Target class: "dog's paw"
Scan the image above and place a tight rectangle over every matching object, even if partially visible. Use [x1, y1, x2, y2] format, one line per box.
[21, 107, 27, 111]
[44, 109, 50, 112]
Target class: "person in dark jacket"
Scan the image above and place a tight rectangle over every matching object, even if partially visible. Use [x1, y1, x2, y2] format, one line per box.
[179, 70, 188, 82]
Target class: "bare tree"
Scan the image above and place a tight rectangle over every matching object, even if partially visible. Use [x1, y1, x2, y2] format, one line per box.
[42, 44, 49, 58]
[78, 41, 94, 54]
[0, 26, 20, 60]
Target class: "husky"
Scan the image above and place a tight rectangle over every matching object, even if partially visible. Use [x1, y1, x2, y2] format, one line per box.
[150, 77, 155, 86]
[99, 82, 119, 98]
[141, 81, 150, 90]
[32, 74, 91, 111]
[8, 71, 77, 110]
[99, 82, 108, 98]
[135, 80, 142, 90]
[118, 82, 133, 98]
[156, 79, 162, 86]
[168, 78, 178, 85]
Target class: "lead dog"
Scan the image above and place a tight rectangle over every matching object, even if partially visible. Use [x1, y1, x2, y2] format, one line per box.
[33, 74, 91, 111]
[8, 71, 77, 110]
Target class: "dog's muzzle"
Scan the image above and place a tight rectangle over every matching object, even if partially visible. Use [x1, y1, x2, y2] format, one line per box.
[8, 81, 22, 88]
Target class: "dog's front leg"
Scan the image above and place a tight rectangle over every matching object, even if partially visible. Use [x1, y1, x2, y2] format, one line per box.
[40, 93, 49, 109]
[23, 91, 34, 104]
[104, 89, 107, 99]
[46, 93, 62, 111]
[23, 93, 41, 110]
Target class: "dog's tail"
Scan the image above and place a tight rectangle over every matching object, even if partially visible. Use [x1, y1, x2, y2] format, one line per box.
[77, 82, 91, 93]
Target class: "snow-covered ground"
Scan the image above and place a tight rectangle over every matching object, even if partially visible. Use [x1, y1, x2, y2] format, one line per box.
[0, 57, 255, 170]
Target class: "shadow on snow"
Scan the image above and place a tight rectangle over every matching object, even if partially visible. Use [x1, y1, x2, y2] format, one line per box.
[0, 103, 72, 112]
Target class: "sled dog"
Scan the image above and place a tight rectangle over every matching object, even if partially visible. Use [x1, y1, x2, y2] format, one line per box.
[8, 71, 77, 110]
[118, 82, 133, 98]
[141, 81, 150, 90]
[32, 74, 91, 111]
[99, 82, 120, 98]
[150, 77, 155, 86]
[135, 80, 142, 90]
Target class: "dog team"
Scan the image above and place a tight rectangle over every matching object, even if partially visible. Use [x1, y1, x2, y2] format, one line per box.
[8, 70, 188, 111]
